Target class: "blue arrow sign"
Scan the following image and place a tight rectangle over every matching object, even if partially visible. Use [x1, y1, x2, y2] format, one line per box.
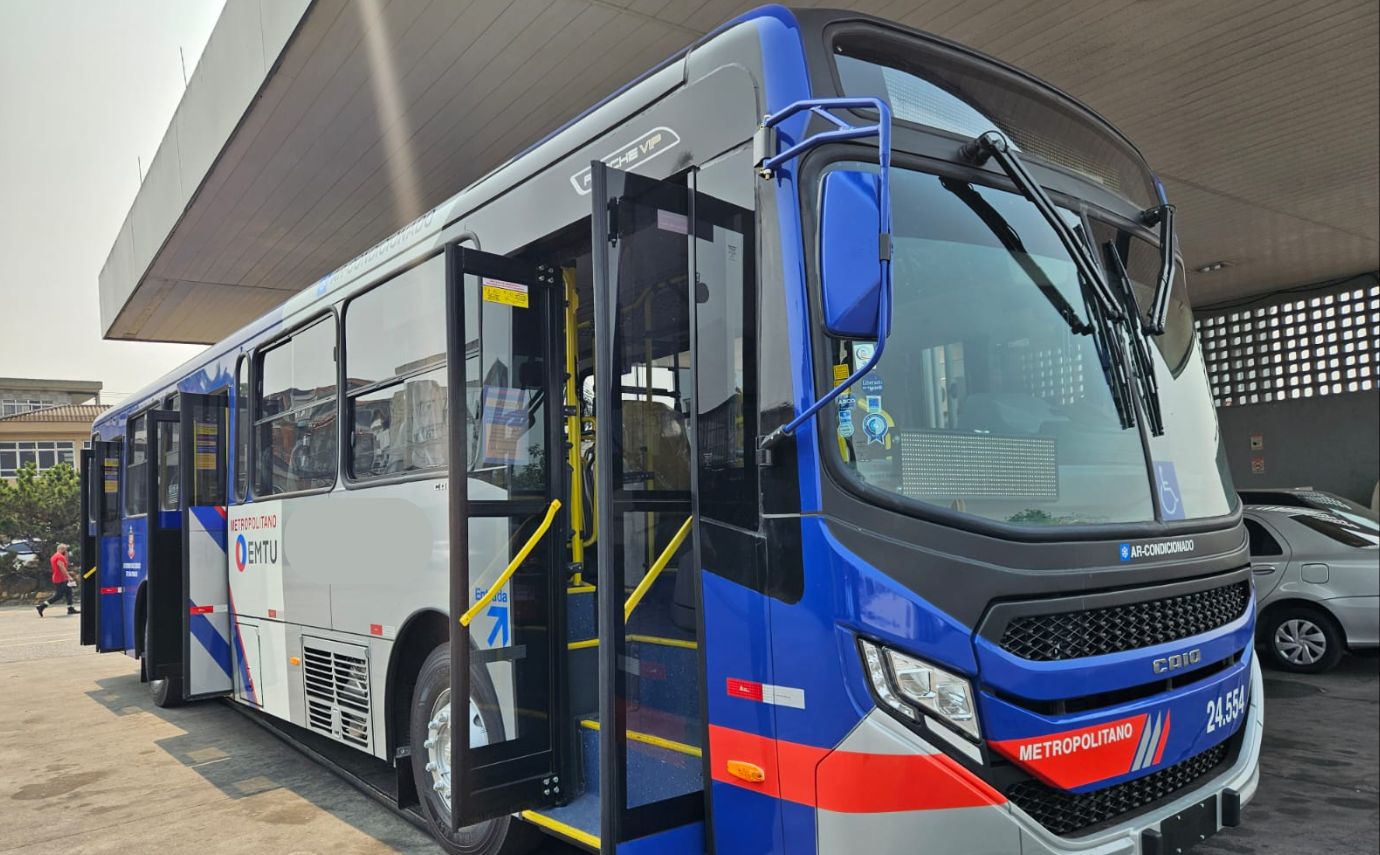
[486, 604, 510, 647]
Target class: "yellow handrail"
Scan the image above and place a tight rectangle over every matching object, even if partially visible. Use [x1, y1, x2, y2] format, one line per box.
[459, 499, 562, 628]
[623, 516, 692, 622]
[562, 267, 586, 583]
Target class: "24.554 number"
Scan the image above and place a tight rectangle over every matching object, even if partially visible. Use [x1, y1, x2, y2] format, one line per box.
[1205, 685, 1247, 734]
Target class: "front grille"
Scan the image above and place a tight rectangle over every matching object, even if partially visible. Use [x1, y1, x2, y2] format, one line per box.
[1000, 580, 1250, 661]
[1006, 743, 1230, 837]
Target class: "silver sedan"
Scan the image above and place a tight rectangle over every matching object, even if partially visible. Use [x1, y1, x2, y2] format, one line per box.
[1245, 493, 1379, 674]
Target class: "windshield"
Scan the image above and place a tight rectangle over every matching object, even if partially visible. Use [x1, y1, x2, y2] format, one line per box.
[823, 166, 1234, 527]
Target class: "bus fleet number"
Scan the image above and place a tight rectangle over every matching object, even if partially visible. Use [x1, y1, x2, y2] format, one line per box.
[1205, 686, 1247, 734]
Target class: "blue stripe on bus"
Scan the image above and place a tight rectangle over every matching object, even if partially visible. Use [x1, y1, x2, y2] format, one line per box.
[188, 605, 234, 678]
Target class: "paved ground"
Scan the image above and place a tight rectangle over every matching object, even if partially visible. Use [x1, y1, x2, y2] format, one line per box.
[0, 602, 1375, 853]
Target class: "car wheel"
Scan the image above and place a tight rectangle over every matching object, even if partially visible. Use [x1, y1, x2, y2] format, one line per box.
[409, 643, 539, 855]
[1263, 605, 1344, 674]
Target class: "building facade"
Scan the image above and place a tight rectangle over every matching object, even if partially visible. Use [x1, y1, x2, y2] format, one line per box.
[0, 378, 104, 479]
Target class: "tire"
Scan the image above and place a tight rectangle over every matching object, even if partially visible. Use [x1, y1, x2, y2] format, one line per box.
[1262, 604, 1345, 674]
[145, 614, 183, 708]
[409, 643, 539, 855]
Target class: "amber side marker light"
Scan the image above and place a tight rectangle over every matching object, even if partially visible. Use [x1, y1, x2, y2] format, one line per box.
[289, 656, 300, 666]
[726, 761, 765, 784]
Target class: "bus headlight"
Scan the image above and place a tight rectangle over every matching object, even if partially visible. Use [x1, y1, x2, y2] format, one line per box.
[859, 639, 981, 741]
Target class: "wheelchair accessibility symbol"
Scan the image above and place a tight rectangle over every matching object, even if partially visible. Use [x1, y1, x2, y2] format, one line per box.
[1154, 461, 1186, 521]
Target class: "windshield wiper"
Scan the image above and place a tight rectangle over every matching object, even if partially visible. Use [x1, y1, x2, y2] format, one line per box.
[939, 177, 1091, 335]
[1104, 241, 1166, 435]
[962, 131, 1124, 323]
[1140, 203, 1177, 335]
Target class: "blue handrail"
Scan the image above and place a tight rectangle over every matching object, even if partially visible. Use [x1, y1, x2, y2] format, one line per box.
[755, 97, 894, 450]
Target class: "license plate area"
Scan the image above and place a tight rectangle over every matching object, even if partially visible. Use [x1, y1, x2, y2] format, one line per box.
[1144, 794, 1218, 854]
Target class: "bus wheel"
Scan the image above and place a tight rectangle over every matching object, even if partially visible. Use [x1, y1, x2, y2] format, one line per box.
[144, 618, 183, 708]
[409, 643, 538, 855]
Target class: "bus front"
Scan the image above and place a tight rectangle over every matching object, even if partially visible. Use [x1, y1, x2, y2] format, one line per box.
[729, 15, 1261, 854]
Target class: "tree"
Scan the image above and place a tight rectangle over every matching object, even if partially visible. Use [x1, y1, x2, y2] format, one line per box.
[0, 461, 82, 568]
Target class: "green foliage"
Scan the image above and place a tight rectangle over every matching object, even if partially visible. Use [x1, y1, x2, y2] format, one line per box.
[0, 462, 82, 567]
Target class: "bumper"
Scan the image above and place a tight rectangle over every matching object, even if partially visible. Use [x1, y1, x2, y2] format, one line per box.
[1327, 595, 1380, 649]
[816, 657, 1264, 855]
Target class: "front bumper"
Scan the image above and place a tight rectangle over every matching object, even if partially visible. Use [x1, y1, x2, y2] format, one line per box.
[815, 656, 1263, 854]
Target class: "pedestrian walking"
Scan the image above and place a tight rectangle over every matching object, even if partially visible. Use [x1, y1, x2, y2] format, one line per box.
[36, 543, 78, 617]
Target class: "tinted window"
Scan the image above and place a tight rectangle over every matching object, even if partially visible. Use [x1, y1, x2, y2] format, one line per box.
[256, 317, 338, 495]
[344, 257, 448, 480]
[101, 441, 121, 528]
[126, 415, 149, 514]
[1244, 518, 1283, 557]
[1292, 513, 1378, 548]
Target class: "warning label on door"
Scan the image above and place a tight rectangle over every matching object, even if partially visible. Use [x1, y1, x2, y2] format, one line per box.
[482, 278, 529, 309]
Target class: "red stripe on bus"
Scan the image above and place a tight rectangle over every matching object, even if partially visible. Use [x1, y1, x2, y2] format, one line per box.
[726, 678, 763, 702]
[189, 605, 214, 615]
[100, 587, 121, 595]
[707, 724, 1004, 812]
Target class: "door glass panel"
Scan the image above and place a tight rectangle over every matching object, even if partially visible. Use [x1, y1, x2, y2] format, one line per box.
[462, 273, 550, 499]
[158, 420, 181, 511]
[594, 166, 703, 826]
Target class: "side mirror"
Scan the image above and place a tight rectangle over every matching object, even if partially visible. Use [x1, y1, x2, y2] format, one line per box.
[820, 169, 884, 339]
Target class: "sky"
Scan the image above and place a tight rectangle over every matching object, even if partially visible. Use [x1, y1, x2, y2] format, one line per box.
[0, 0, 226, 403]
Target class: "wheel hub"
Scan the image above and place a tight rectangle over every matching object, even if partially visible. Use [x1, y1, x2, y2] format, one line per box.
[1275, 618, 1326, 666]
[424, 688, 489, 811]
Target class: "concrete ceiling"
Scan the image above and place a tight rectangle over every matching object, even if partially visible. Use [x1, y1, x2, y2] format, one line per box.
[100, 0, 1380, 343]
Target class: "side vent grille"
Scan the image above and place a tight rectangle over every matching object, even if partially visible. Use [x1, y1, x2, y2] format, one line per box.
[302, 638, 372, 752]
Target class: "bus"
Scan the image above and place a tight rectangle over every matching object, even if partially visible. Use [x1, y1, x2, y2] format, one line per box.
[80, 6, 1261, 854]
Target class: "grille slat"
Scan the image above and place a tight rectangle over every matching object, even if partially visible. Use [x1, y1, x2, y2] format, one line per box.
[1006, 743, 1230, 836]
[1000, 581, 1250, 661]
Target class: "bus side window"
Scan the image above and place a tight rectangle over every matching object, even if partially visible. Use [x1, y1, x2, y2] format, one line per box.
[255, 316, 338, 496]
[125, 415, 148, 515]
[342, 256, 447, 481]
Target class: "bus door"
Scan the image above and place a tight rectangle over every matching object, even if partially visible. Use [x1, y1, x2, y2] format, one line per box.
[446, 244, 569, 827]
[179, 393, 233, 699]
[591, 163, 703, 847]
[89, 439, 124, 651]
[145, 410, 183, 680]
[79, 446, 96, 646]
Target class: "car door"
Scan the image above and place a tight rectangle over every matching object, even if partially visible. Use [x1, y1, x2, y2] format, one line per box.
[1243, 513, 1292, 600]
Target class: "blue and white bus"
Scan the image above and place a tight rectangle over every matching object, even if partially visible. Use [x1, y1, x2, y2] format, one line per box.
[81, 7, 1261, 854]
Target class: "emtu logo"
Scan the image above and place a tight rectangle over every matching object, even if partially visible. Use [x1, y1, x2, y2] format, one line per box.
[235, 534, 248, 572]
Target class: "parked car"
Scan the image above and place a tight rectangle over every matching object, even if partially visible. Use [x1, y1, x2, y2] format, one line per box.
[1, 540, 41, 568]
[1244, 493, 1379, 673]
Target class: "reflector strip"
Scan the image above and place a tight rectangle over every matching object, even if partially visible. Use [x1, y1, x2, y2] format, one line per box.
[727, 677, 805, 709]
[188, 604, 227, 615]
[99, 587, 122, 595]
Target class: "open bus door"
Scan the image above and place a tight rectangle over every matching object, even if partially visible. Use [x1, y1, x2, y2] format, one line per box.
[145, 410, 183, 683]
[79, 446, 97, 645]
[445, 245, 569, 828]
[590, 163, 704, 848]
[179, 393, 233, 700]
[88, 439, 125, 652]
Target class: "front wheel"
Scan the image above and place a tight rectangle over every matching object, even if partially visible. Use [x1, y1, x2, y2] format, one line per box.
[409, 643, 538, 855]
[144, 615, 183, 708]
[1262, 605, 1345, 673]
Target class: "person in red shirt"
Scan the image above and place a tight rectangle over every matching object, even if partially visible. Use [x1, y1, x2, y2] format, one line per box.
[36, 543, 78, 617]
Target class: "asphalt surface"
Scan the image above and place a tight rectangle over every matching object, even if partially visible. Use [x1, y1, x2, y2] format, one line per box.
[1, 602, 1376, 853]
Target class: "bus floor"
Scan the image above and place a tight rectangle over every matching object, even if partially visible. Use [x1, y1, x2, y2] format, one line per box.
[0, 602, 578, 854]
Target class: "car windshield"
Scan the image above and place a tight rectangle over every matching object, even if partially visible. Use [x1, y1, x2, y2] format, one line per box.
[10, 542, 35, 554]
[824, 166, 1235, 527]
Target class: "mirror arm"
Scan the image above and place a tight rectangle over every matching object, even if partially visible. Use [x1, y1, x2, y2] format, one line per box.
[754, 97, 894, 452]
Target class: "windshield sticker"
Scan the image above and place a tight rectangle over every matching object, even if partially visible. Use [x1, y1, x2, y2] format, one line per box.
[861, 411, 890, 446]
[853, 342, 875, 364]
[860, 374, 883, 395]
[833, 363, 851, 386]
[1154, 460, 1186, 520]
[837, 408, 855, 439]
[837, 395, 856, 411]
[482, 278, 529, 309]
